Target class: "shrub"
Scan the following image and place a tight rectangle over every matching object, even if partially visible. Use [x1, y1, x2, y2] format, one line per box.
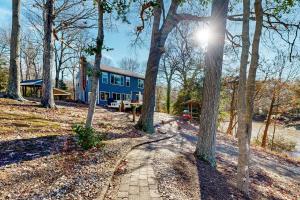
[253, 135, 296, 153]
[72, 124, 103, 150]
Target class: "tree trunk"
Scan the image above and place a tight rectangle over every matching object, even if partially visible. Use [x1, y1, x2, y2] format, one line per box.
[236, 0, 251, 195]
[136, 4, 163, 133]
[195, 0, 229, 166]
[137, 46, 163, 132]
[226, 83, 237, 135]
[41, 0, 55, 108]
[72, 67, 76, 100]
[166, 79, 171, 114]
[237, 0, 263, 195]
[7, 0, 23, 100]
[85, 1, 104, 128]
[55, 37, 64, 88]
[245, 0, 263, 144]
[261, 92, 275, 148]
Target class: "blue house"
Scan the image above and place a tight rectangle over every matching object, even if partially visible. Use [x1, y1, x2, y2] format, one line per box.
[76, 62, 144, 106]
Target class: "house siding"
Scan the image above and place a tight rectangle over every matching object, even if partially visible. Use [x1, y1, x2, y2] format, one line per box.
[83, 70, 144, 106]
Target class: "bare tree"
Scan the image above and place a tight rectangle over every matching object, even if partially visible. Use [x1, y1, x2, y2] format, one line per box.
[25, 0, 96, 107]
[7, 0, 23, 100]
[41, 0, 55, 108]
[223, 73, 239, 136]
[0, 28, 10, 65]
[159, 52, 176, 113]
[194, 0, 229, 166]
[136, 0, 210, 133]
[261, 53, 299, 148]
[119, 57, 141, 72]
[54, 30, 81, 88]
[236, 0, 251, 195]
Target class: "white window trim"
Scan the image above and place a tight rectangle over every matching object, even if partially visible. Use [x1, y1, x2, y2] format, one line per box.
[102, 72, 108, 84]
[125, 77, 130, 87]
[100, 91, 110, 101]
[112, 92, 122, 100]
[110, 73, 124, 86]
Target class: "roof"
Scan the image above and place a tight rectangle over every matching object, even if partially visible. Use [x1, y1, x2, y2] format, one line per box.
[87, 63, 145, 79]
[20, 79, 43, 86]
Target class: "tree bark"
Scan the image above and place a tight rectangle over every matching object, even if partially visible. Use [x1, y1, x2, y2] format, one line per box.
[136, 3, 163, 133]
[195, 0, 229, 166]
[7, 0, 23, 100]
[166, 79, 171, 114]
[236, 0, 251, 195]
[237, 0, 263, 195]
[226, 83, 237, 135]
[245, 0, 263, 144]
[261, 92, 275, 148]
[41, 0, 55, 108]
[85, 1, 104, 128]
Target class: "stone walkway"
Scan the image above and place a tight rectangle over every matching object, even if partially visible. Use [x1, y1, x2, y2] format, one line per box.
[107, 120, 178, 200]
[116, 145, 162, 200]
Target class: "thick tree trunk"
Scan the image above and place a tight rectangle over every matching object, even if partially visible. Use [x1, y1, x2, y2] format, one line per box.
[41, 0, 55, 108]
[85, 1, 104, 128]
[236, 0, 251, 195]
[166, 79, 171, 114]
[195, 0, 229, 166]
[261, 91, 276, 148]
[136, 4, 163, 133]
[137, 46, 163, 132]
[7, 0, 23, 100]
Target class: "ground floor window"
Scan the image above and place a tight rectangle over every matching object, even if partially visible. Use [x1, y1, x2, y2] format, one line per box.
[125, 94, 131, 101]
[112, 92, 121, 100]
[100, 91, 110, 101]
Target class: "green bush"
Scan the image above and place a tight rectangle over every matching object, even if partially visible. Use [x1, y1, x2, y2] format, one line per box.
[72, 124, 103, 150]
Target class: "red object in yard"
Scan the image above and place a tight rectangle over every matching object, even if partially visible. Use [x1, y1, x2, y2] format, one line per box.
[182, 113, 192, 121]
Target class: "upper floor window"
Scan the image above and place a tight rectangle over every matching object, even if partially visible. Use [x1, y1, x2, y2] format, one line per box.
[102, 72, 108, 84]
[111, 73, 124, 86]
[138, 79, 144, 88]
[125, 77, 130, 87]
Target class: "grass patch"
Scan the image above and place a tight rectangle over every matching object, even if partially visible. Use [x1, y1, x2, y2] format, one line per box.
[0, 112, 62, 134]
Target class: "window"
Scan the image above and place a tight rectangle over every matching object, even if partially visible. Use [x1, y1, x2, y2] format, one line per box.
[138, 79, 144, 88]
[102, 72, 108, 84]
[125, 77, 130, 87]
[125, 94, 131, 101]
[100, 91, 109, 101]
[112, 92, 121, 100]
[110, 73, 124, 86]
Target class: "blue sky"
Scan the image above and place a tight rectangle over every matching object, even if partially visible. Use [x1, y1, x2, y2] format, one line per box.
[0, 0, 150, 67]
[1, 0, 299, 78]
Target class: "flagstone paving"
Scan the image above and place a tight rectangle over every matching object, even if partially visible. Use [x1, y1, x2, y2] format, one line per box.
[115, 145, 162, 200]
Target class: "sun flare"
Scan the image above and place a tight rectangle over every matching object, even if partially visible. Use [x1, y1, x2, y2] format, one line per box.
[194, 28, 212, 47]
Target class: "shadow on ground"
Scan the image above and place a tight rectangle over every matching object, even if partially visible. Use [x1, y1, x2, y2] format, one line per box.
[0, 135, 74, 167]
